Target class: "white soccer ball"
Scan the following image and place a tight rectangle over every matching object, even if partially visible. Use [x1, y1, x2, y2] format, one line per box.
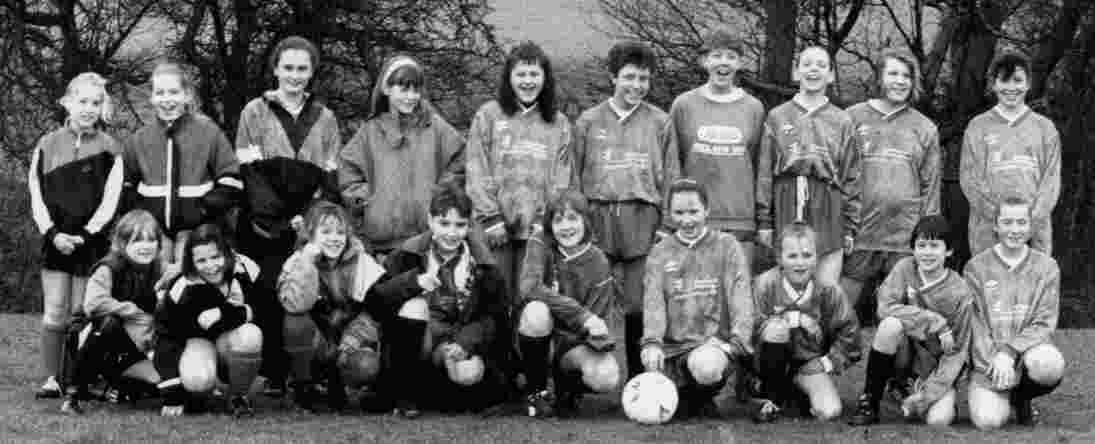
[621, 371, 679, 425]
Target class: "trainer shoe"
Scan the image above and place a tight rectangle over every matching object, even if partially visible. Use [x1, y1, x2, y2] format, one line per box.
[394, 399, 421, 419]
[60, 390, 83, 415]
[525, 389, 556, 418]
[230, 395, 255, 419]
[752, 399, 782, 423]
[848, 394, 880, 426]
[36, 376, 62, 399]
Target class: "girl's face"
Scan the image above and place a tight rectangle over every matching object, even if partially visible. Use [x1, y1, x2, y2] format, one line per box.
[702, 49, 741, 91]
[124, 232, 159, 265]
[274, 49, 313, 95]
[778, 235, 817, 287]
[995, 204, 1032, 251]
[913, 238, 951, 274]
[795, 48, 834, 94]
[192, 242, 227, 285]
[669, 191, 708, 240]
[150, 73, 190, 121]
[63, 84, 106, 130]
[612, 64, 650, 108]
[993, 68, 1029, 109]
[509, 61, 545, 105]
[428, 209, 469, 256]
[880, 57, 913, 104]
[384, 83, 421, 115]
[551, 206, 586, 250]
[313, 217, 348, 259]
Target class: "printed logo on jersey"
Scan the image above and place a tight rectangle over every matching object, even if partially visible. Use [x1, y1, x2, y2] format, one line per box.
[599, 150, 651, 171]
[692, 125, 746, 157]
[500, 140, 550, 159]
[670, 277, 719, 301]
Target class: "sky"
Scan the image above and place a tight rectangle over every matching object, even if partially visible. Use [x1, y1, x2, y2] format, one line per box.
[487, 0, 613, 60]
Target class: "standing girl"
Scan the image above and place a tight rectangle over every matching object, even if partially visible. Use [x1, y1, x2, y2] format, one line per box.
[155, 224, 263, 417]
[757, 46, 862, 286]
[123, 62, 242, 266]
[63, 209, 164, 414]
[466, 41, 572, 387]
[339, 54, 465, 254]
[29, 72, 125, 398]
[235, 36, 342, 396]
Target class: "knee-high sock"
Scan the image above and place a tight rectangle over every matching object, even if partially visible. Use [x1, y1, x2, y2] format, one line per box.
[283, 313, 316, 382]
[225, 348, 263, 397]
[518, 334, 551, 393]
[863, 349, 896, 406]
[42, 324, 66, 380]
[388, 317, 427, 404]
[624, 312, 643, 378]
[758, 341, 791, 401]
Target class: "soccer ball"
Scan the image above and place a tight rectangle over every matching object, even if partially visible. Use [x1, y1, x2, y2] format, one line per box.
[621, 371, 678, 424]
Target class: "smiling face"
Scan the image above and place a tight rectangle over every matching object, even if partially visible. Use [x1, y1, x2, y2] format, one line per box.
[384, 83, 421, 115]
[795, 47, 834, 94]
[428, 208, 469, 256]
[312, 216, 348, 260]
[702, 48, 741, 92]
[150, 73, 190, 121]
[993, 68, 1029, 109]
[995, 203, 1032, 251]
[62, 83, 106, 130]
[880, 57, 913, 104]
[191, 242, 226, 286]
[913, 237, 951, 274]
[612, 64, 650, 108]
[274, 49, 313, 95]
[779, 235, 817, 288]
[669, 191, 708, 240]
[124, 231, 159, 265]
[509, 61, 545, 105]
[551, 206, 586, 250]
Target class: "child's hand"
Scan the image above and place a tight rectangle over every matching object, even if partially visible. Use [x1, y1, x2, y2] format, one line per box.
[198, 308, 222, 330]
[484, 224, 507, 248]
[440, 342, 467, 362]
[640, 345, 665, 372]
[757, 229, 774, 249]
[843, 235, 854, 255]
[583, 316, 609, 338]
[236, 144, 264, 164]
[290, 215, 304, 232]
[938, 330, 955, 353]
[52, 234, 75, 255]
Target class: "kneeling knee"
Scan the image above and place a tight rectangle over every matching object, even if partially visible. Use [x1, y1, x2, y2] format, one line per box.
[448, 356, 485, 386]
[581, 355, 621, 393]
[924, 408, 955, 427]
[1023, 344, 1065, 385]
[811, 397, 842, 421]
[971, 409, 1008, 431]
[223, 323, 263, 354]
[398, 297, 429, 321]
[760, 319, 790, 344]
[687, 345, 728, 386]
[872, 317, 904, 353]
[518, 301, 553, 338]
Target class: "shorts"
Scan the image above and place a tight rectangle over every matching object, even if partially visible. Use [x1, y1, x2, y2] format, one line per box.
[842, 250, 910, 282]
[42, 233, 108, 276]
[589, 200, 660, 260]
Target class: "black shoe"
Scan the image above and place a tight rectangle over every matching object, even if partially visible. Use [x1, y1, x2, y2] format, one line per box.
[358, 388, 393, 414]
[262, 378, 287, 399]
[887, 377, 912, 403]
[60, 392, 84, 415]
[752, 399, 782, 423]
[848, 394, 880, 426]
[394, 400, 421, 419]
[230, 395, 255, 418]
[328, 382, 347, 412]
[291, 381, 319, 412]
[1012, 398, 1038, 426]
[524, 389, 555, 418]
[554, 390, 582, 418]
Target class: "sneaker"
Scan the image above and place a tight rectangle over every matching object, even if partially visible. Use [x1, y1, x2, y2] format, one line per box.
[525, 390, 555, 418]
[60, 394, 83, 415]
[291, 381, 319, 412]
[230, 395, 255, 419]
[394, 400, 421, 419]
[752, 399, 782, 423]
[35, 377, 62, 399]
[554, 390, 582, 418]
[848, 394, 880, 426]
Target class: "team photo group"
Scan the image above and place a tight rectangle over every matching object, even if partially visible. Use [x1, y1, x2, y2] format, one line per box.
[28, 28, 1063, 432]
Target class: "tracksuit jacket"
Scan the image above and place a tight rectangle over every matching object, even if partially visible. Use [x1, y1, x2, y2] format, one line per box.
[28, 125, 124, 274]
[155, 255, 259, 389]
[81, 252, 161, 349]
[753, 268, 860, 374]
[518, 231, 616, 349]
[236, 92, 342, 241]
[641, 229, 753, 358]
[876, 257, 973, 413]
[960, 107, 1060, 255]
[466, 100, 571, 240]
[123, 113, 242, 235]
[664, 87, 766, 233]
[846, 102, 941, 253]
[757, 99, 862, 255]
[966, 246, 1059, 380]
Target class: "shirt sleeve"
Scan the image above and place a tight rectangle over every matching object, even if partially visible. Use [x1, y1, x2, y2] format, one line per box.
[437, 119, 467, 190]
[756, 120, 776, 230]
[910, 294, 972, 414]
[27, 141, 54, 235]
[839, 121, 863, 238]
[1005, 261, 1059, 356]
[640, 248, 668, 348]
[919, 125, 943, 217]
[722, 240, 755, 356]
[83, 265, 145, 319]
[1030, 123, 1061, 254]
[84, 153, 125, 236]
[959, 125, 995, 220]
[823, 286, 861, 374]
[338, 126, 373, 211]
[465, 109, 503, 228]
[570, 115, 589, 194]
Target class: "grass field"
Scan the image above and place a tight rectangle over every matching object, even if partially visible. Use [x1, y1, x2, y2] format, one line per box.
[1, 313, 1093, 444]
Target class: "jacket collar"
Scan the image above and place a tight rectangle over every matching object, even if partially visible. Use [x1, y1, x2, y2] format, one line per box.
[399, 231, 495, 266]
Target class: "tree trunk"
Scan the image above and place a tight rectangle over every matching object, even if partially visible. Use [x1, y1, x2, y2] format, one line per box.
[760, 0, 798, 106]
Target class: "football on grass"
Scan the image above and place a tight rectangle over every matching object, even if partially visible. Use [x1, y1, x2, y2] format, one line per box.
[621, 371, 678, 425]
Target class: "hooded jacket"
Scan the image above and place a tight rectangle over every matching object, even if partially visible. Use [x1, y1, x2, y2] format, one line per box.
[29, 125, 124, 274]
[372, 231, 504, 357]
[876, 257, 973, 412]
[757, 98, 862, 255]
[339, 55, 465, 251]
[960, 107, 1060, 255]
[236, 92, 342, 241]
[641, 229, 753, 358]
[465, 100, 571, 240]
[966, 246, 1059, 380]
[753, 268, 860, 374]
[846, 102, 941, 253]
[123, 113, 242, 235]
